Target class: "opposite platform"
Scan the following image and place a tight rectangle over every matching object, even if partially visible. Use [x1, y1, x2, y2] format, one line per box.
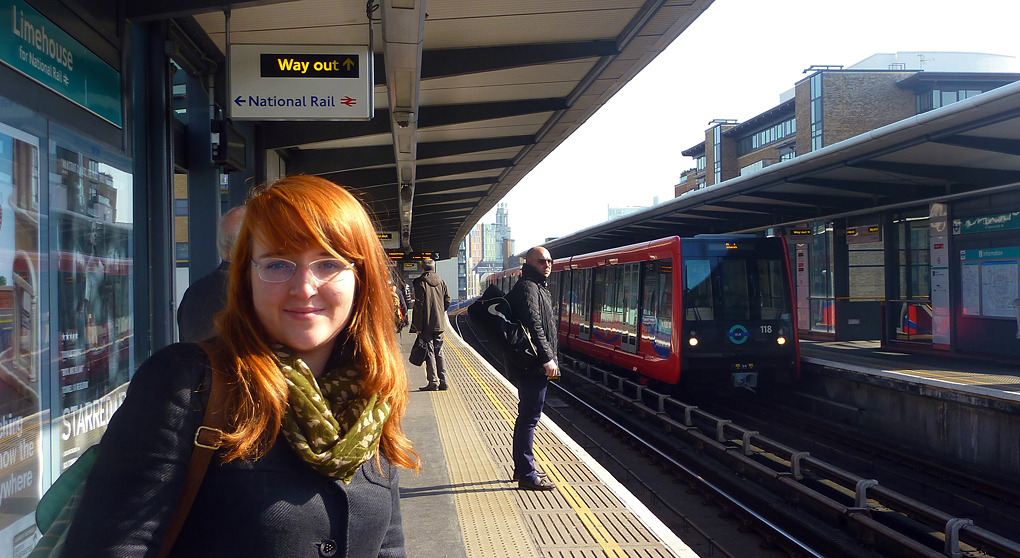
[398, 329, 696, 558]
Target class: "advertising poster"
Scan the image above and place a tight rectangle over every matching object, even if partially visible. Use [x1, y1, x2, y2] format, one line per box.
[51, 138, 134, 468]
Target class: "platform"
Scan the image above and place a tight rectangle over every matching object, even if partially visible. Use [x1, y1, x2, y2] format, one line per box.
[801, 339, 1020, 404]
[396, 329, 695, 558]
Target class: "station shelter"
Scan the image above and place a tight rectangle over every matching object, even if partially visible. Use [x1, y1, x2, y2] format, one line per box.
[544, 80, 1020, 362]
[0, 0, 715, 552]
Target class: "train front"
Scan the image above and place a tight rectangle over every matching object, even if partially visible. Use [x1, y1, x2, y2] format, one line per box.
[679, 236, 799, 392]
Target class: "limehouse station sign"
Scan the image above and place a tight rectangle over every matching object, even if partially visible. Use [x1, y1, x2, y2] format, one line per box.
[230, 44, 373, 120]
[0, 0, 122, 126]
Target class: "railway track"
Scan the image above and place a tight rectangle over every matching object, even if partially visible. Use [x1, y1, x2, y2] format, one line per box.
[452, 311, 1020, 558]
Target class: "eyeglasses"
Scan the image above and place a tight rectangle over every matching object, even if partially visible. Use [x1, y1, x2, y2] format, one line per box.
[251, 257, 355, 283]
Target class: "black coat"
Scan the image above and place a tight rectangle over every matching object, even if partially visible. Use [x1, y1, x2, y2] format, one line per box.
[176, 261, 230, 343]
[506, 264, 558, 373]
[411, 272, 450, 333]
[63, 343, 405, 558]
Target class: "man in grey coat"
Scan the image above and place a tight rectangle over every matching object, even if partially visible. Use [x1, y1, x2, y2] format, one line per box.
[412, 258, 451, 391]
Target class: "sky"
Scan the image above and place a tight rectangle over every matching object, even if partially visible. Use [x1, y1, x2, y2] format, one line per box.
[487, 0, 1020, 252]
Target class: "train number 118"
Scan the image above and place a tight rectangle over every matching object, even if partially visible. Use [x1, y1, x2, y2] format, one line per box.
[760, 325, 772, 333]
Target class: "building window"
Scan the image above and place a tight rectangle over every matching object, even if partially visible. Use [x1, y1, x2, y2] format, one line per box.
[810, 73, 823, 151]
[712, 126, 722, 184]
[917, 87, 989, 114]
[695, 155, 705, 172]
[696, 177, 706, 190]
[736, 117, 796, 156]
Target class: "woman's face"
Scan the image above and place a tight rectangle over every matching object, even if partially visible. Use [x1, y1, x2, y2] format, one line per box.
[250, 238, 357, 370]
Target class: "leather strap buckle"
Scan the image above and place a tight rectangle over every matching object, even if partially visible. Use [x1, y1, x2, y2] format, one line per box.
[194, 426, 224, 450]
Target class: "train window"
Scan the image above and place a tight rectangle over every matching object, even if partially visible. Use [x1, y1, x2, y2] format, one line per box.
[548, 271, 560, 321]
[592, 267, 606, 323]
[642, 264, 658, 318]
[659, 260, 673, 322]
[684, 259, 714, 321]
[757, 259, 786, 319]
[719, 259, 750, 320]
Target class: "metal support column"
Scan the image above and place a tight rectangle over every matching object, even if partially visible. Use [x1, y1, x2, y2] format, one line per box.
[130, 21, 174, 354]
[186, 71, 221, 280]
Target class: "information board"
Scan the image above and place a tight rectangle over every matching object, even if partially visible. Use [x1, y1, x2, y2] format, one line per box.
[960, 247, 1019, 319]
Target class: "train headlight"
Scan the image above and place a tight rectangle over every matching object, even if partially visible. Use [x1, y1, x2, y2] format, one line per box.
[777, 336, 787, 345]
[688, 332, 698, 346]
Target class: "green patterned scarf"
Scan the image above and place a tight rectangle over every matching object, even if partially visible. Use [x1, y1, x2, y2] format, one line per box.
[276, 348, 391, 483]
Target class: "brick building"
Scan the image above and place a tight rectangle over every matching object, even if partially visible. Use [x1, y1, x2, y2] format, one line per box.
[677, 52, 1020, 197]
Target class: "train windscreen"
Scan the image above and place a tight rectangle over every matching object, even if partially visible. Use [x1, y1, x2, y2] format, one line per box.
[683, 251, 792, 325]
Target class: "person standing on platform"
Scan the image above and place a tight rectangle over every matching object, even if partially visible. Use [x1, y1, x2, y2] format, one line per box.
[62, 176, 420, 557]
[177, 206, 246, 342]
[412, 258, 451, 391]
[506, 246, 558, 491]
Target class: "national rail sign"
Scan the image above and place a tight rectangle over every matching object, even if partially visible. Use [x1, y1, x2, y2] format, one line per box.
[229, 44, 373, 120]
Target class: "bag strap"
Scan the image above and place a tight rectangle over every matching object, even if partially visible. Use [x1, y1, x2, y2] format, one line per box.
[156, 345, 227, 558]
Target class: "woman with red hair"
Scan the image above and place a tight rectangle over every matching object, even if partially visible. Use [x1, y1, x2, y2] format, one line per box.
[64, 176, 420, 557]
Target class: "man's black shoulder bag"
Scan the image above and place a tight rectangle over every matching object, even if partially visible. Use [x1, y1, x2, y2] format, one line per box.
[468, 285, 538, 368]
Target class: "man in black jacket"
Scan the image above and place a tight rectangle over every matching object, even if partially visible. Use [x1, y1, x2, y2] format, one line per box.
[412, 258, 451, 390]
[177, 206, 245, 342]
[506, 246, 558, 491]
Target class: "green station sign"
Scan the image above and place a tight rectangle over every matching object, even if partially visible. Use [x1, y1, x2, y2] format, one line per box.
[0, 0, 122, 126]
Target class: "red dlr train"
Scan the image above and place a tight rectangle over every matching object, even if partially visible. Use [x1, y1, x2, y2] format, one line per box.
[486, 235, 800, 392]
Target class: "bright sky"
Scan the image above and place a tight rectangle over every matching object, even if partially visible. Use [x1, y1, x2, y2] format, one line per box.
[489, 0, 1020, 252]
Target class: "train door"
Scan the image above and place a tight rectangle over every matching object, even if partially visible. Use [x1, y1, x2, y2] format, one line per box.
[621, 263, 640, 353]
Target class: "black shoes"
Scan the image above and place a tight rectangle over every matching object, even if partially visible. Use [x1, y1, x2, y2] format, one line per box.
[511, 471, 547, 482]
[517, 477, 556, 491]
[419, 383, 450, 391]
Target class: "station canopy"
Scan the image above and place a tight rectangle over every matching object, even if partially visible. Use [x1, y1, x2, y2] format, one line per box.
[544, 80, 1020, 258]
[130, 0, 716, 259]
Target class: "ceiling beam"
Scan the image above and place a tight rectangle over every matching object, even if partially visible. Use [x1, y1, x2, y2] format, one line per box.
[748, 191, 872, 211]
[126, 0, 299, 22]
[413, 192, 484, 205]
[416, 159, 513, 180]
[263, 98, 565, 149]
[788, 177, 926, 199]
[419, 40, 620, 81]
[850, 160, 1020, 187]
[931, 135, 1020, 157]
[418, 135, 535, 160]
[288, 145, 393, 175]
[415, 177, 496, 194]
[413, 201, 479, 212]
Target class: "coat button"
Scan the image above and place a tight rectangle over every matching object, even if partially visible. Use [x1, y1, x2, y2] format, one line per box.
[319, 539, 337, 557]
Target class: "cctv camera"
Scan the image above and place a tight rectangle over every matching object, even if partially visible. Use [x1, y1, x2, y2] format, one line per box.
[392, 110, 414, 128]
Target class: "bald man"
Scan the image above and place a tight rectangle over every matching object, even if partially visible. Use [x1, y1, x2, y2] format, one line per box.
[505, 246, 559, 491]
[177, 206, 245, 342]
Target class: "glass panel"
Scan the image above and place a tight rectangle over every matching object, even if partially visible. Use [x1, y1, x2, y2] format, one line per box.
[719, 259, 750, 321]
[51, 123, 135, 469]
[623, 264, 640, 331]
[757, 259, 786, 319]
[592, 267, 605, 325]
[0, 102, 47, 534]
[684, 258, 713, 321]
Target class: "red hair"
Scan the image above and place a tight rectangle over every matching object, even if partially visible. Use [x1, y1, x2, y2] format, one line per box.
[211, 176, 419, 471]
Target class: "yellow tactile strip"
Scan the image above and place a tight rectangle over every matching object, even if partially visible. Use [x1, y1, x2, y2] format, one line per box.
[427, 332, 685, 557]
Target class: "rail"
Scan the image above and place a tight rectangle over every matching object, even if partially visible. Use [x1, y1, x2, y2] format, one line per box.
[558, 355, 1020, 558]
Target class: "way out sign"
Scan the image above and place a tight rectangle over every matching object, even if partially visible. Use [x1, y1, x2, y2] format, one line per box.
[230, 44, 373, 120]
